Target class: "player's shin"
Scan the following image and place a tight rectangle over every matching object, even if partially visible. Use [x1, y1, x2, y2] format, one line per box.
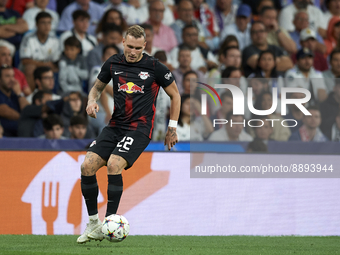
[81, 175, 99, 216]
[106, 174, 123, 217]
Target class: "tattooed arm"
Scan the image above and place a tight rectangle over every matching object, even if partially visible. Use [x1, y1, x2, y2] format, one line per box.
[86, 79, 108, 118]
[163, 81, 181, 150]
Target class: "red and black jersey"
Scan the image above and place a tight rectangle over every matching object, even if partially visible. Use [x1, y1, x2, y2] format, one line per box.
[97, 53, 174, 138]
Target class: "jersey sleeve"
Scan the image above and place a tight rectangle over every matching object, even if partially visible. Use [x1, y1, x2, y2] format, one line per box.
[154, 61, 175, 88]
[97, 57, 112, 84]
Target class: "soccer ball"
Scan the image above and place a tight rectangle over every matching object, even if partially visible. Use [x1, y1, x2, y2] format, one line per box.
[101, 214, 130, 242]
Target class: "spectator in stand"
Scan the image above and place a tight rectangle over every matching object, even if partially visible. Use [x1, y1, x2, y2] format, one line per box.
[291, 28, 328, 72]
[20, 12, 61, 91]
[169, 24, 218, 73]
[140, 23, 161, 56]
[289, 105, 328, 142]
[89, 44, 118, 135]
[285, 48, 327, 104]
[39, 113, 67, 139]
[5, 0, 34, 15]
[246, 138, 268, 152]
[252, 117, 274, 143]
[135, 0, 175, 26]
[59, 36, 88, 94]
[58, 0, 105, 36]
[320, 79, 340, 140]
[0, 121, 3, 138]
[324, 16, 340, 57]
[284, 91, 306, 133]
[172, 46, 204, 94]
[154, 50, 173, 71]
[278, 0, 327, 37]
[68, 114, 88, 139]
[23, 0, 60, 34]
[26, 66, 61, 104]
[170, 0, 205, 46]
[220, 66, 248, 96]
[61, 91, 89, 138]
[146, 0, 177, 53]
[213, 0, 238, 32]
[60, 10, 97, 57]
[102, 0, 139, 25]
[259, 6, 296, 54]
[208, 112, 253, 141]
[192, 0, 219, 38]
[181, 70, 201, 99]
[220, 4, 252, 51]
[96, 9, 128, 41]
[210, 90, 233, 130]
[323, 49, 340, 93]
[208, 46, 241, 79]
[218, 34, 239, 65]
[324, 0, 340, 29]
[289, 11, 325, 53]
[0, 0, 28, 48]
[252, 91, 291, 141]
[0, 65, 29, 137]
[192, 0, 220, 50]
[86, 23, 123, 72]
[176, 94, 214, 141]
[242, 21, 293, 77]
[18, 90, 62, 137]
[327, 110, 340, 141]
[252, 0, 275, 21]
[0, 44, 31, 96]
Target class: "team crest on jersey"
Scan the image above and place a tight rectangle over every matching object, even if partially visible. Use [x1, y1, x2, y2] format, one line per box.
[90, 140, 96, 147]
[138, 72, 150, 80]
[164, 72, 172, 80]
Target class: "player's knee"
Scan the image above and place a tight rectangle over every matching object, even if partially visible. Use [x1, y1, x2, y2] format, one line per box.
[81, 161, 93, 176]
[107, 163, 123, 175]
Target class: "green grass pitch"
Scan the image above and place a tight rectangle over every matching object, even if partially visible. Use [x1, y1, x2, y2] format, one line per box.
[0, 235, 339, 255]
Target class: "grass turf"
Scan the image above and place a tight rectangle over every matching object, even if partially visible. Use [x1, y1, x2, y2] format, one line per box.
[0, 235, 339, 255]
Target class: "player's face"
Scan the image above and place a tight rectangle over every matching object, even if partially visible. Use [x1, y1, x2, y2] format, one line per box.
[69, 124, 87, 139]
[74, 17, 89, 34]
[36, 0, 49, 9]
[303, 110, 321, 129]
[0, 68, 15, 92]
[0, 47, 12, 66]
[123, 35, 146, 63]
[38, 70, 55, 90]
[37, 17, 52, 35]
[45, 125, 64, 139]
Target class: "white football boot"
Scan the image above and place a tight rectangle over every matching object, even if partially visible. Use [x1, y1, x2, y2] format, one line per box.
[77, 217, 102, 244]
[88, 219, 105, 241]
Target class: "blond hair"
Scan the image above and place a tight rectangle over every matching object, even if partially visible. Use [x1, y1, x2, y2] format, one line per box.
[125, 25, 146, 40]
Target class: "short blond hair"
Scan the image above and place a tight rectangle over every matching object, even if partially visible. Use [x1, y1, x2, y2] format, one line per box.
[125, 25, 146, 40]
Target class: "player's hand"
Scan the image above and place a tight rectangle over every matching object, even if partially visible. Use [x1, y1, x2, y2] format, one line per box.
[86, 100, 99, 118]
[164, 127, 178, 151]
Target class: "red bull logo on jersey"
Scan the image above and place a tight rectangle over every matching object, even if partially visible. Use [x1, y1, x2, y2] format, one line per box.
[118, 82, 144, 94]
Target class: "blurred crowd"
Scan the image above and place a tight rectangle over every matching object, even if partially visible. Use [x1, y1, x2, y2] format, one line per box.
[0, 0, 340, 146]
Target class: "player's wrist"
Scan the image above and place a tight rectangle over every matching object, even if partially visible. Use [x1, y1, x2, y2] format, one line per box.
[88, 99, 96, 104]
[168, 120, 177, 128]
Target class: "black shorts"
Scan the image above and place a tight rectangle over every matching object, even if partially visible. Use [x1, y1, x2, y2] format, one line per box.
[87, 126, 151, 169]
